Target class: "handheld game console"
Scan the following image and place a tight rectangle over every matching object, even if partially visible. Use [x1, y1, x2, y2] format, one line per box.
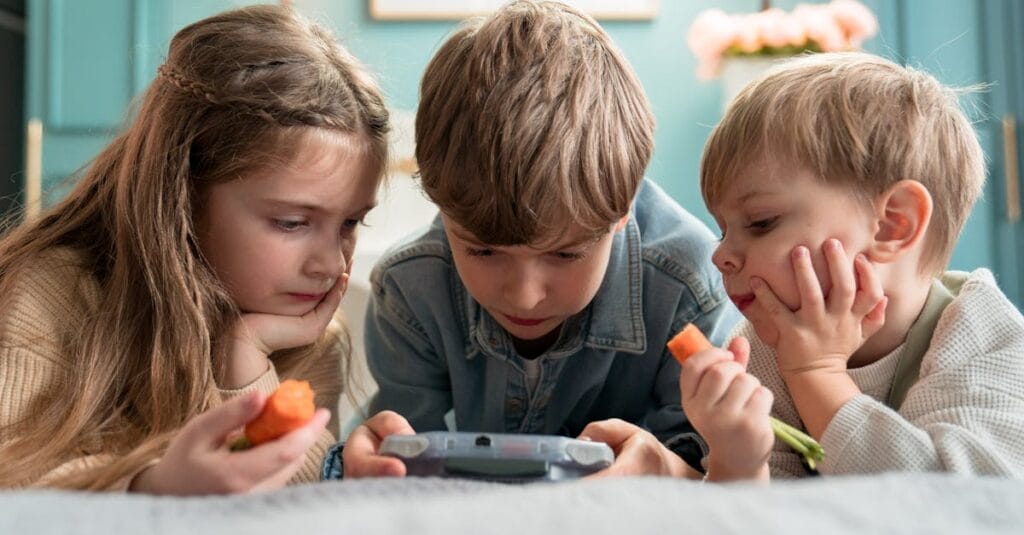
[380, 431, 614, 483]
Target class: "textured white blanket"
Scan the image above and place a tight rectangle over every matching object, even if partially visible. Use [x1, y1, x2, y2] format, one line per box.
[2, 474, 1022, 534]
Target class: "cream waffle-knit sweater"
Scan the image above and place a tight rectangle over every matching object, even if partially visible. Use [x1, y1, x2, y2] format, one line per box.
[0, 248, 341, 490]
[737, 269, 1024, 478]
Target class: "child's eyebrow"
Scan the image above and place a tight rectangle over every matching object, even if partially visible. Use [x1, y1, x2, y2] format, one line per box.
[258, 198, 376, 215]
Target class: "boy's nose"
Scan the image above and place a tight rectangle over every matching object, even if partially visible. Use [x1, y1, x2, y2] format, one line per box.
[711, 243, 741, 274]
[503, 268, 545, 311]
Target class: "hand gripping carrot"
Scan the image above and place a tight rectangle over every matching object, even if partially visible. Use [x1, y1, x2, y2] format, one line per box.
[231, 379, 316, 450]
[668, 324, 825, 470]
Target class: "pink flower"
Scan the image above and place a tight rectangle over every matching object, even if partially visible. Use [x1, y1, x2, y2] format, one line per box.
[755, 9, 791, 48]
[793, 3, 846, 52]
[687, 9, 738, 62]
[829, 0, 879, 47]
[685, 1, 877, 80]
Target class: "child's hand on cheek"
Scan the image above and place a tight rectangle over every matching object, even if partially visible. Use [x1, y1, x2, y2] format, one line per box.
[223, 274, 348, 389]
[751, 239, 887, 381]
[679, 337, 774, 481]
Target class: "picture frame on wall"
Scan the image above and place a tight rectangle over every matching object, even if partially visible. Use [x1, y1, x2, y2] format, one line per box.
[368, 0, 658, 21]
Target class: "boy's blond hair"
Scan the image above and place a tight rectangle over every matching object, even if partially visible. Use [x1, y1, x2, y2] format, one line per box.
[701, 52, 985, 274]
[415, 0, 654, 246]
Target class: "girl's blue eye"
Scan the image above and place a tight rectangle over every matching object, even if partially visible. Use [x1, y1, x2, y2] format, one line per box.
[343, 218, 363, 230]
[466, 247, 494, 257]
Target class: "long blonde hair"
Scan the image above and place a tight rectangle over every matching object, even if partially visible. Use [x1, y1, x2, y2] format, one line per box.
[0, 5, 388, 489]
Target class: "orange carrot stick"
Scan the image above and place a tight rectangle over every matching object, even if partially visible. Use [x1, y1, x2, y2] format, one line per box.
[666, 323, 714, 365]
[232, 379, 316, 449]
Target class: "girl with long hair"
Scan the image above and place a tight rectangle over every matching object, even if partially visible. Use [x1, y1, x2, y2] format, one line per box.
[0, 4, 388, 493]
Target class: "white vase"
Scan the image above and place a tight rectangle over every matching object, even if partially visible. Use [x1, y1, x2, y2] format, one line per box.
[719, 56, 792, 109]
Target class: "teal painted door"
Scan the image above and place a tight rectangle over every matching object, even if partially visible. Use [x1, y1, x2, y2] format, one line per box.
[26, 0, 168, 201]
[983, 0, 1024, 307]
[24, 0, 249, 204]
[861, 0, 1021, 305]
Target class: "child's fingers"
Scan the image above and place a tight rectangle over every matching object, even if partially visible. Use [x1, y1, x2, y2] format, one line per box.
[851, 254, 885, 316]
[726, 336, 751, 369]
[679, 348, 736, 402]
[791, 246, 825, 315]
[750, 277, 792, 323]
[861, 296, 888, 337]
[231, 408, 330, 484]
[745, 385, 774, 416]
[577, 418, 635, 451]
[362, 410, 417, 440]
[692, 360, 746, 408]
[186, 391, 265, 449]
[823, 239, 856, 314]
[718, 373, 763, 415]
[340, 273, 350, 299]
[342, 411, 415, 478]
[312, 276, 345, 327]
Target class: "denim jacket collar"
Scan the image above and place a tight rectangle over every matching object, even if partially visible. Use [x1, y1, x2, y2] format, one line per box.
[459, 215, 647, 361]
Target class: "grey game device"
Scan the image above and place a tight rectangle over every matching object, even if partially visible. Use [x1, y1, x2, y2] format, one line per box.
[379, 431, 614, 483]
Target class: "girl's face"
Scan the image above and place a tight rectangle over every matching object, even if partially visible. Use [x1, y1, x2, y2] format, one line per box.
[198, 130, 380, 316]
[708, 160, 877, 346]
[443, 216, 622, 345]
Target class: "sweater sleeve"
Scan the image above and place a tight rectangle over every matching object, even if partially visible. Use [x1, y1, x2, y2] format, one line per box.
[819, 274, 1024, 476]
[0, 251, 159, 490]
[217, 319, 348, 484]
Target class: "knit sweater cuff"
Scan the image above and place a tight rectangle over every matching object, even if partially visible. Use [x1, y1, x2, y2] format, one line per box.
[218, 361, 281, 399]
[818, 394, 875, 474]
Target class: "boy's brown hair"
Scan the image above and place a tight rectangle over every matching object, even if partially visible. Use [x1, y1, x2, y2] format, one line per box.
[700, 52, 985, 274]
[415, 0, 654, 246]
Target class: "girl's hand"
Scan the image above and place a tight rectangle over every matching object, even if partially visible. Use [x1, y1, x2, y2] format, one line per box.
[752, 239, 887, 381]
[342, 411, 414, 478]
[679, 337, 773, 481]
[223, 275, 348, 388]
[130, 391, 330, 495]
[578, 419, 695, 479]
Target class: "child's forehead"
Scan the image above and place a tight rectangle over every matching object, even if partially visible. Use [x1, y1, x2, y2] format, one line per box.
[447, 217, 605, 249]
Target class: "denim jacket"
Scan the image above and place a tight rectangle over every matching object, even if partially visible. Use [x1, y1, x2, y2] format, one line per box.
[360, 179, 739, 469]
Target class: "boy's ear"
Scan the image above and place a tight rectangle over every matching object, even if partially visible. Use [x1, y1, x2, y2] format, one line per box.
[613, 214, 629, 232]
[868, 180, 933, 264]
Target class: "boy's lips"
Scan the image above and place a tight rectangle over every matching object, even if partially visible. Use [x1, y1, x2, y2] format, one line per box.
[504, 314, 550, 326]
[730, 293, 755, 311]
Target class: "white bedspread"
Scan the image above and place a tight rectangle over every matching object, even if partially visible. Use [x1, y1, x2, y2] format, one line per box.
[3, 473, 1022, 534]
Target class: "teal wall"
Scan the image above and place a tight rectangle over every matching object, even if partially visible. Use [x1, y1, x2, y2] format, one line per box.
[301, 0, 778, 226]
[24, 0, 1000, 279]
[298, 0, 995, 275]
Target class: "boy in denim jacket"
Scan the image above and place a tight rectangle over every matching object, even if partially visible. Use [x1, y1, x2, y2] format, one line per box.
[331, 0, 738, 478]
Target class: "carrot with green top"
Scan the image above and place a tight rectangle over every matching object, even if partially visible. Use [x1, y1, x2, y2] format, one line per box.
[668, 324, 825, 470]
[231, 379, 316, 450]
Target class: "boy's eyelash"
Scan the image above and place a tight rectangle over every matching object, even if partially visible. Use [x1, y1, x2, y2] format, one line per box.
[746, 217, 778, 232]
[554, 251, 585, 261]
[466, 247, 494, 257]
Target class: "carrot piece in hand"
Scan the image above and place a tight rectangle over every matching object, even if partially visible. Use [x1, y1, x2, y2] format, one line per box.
[667, 323, 826, 469]
[233, 379, 316, 449]
[666, 323, 714, 365]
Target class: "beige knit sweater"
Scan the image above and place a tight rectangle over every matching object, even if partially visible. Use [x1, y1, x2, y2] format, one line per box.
[738, 269, 1024, 478]
[0, 248, 341, 490]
